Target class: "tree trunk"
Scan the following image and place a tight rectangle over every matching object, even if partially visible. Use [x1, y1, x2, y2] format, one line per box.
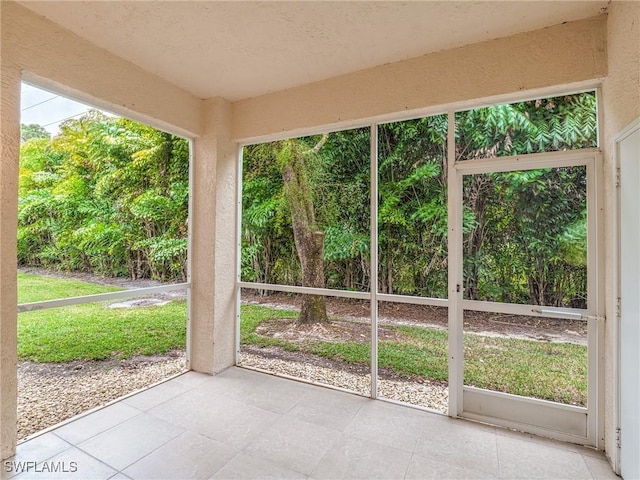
[464, 176, 489, 300]
[298, 231, 326, 323]
[280, 139, 328, 324]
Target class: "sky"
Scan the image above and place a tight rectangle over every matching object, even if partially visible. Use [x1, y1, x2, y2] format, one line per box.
[20, 82, 107, 136]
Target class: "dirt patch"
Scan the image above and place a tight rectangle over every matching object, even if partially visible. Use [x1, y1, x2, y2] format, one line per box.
[19, 267, 164, 290]
[18, 351, 185, 380]
[109, 298, 171, 308]
[242, 291, 587, 345]
[255, 317, 404, 344]
[242, 344, 371, 376]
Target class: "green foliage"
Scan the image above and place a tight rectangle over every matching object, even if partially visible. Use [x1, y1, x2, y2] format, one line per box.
[18, 114, 189, 281]
[455, 93, 597, 159]
[463, 165, 588, 307]
[241, 128, 370, 290]
[241, 92, 595, 305]
[20, 123, 50, 142]
[378, 115, 448, 297]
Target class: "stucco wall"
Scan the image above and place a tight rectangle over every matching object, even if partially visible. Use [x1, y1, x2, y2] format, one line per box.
[190, 98, 237, 374]
[0, 13, 21, 459]
[601, 0, 640, 466]
[232, 15, 607, 143]
[1, 2, 201, 138]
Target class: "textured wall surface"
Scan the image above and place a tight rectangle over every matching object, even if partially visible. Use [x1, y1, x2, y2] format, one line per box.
[601, 0, 640, 466]
[190, 98, 236, 374]
[0, 11, 21, 459]
[3, 2, 201, 138]
[16, 1, 607, 101]
[232, 15, 607, 142]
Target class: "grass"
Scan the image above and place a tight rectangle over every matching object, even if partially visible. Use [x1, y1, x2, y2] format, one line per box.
[240, 304, 587, 406]
[18, 272, 122, 303]
[464, 334, 587, 405]
[18, 273, 186, 363]
[17, 272, 586, 405]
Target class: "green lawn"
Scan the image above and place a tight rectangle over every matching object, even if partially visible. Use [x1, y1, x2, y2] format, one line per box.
[17, 273, 587, 406]
[18, 272, 122, 303]
[18, 273, 186, 363]
[240, 304, 587, 406]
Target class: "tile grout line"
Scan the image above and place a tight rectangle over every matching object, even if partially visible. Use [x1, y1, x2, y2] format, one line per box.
[402, 449, 417, 480]
[65, 408, 144, 448]
[73, 413, 186, 474]
[495, 429, 502, 480]
[581, 453, 600, 480]
[110, 424, 186, 475]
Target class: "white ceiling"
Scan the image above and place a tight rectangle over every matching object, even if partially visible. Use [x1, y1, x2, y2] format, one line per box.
[20, 1, 607, 102]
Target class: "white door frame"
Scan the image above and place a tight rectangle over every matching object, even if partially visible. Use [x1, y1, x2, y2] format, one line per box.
[448, 148, 604, 447]
[612, 117, 640, 476]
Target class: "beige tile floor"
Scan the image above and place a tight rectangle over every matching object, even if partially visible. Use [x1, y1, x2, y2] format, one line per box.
[2, 367, 618, 480]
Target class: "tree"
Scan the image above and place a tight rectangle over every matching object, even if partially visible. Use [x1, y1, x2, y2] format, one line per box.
[457, 93, 596, 306]
[241, 128, 370, 293]
[20, 123, 50, 143]
[277, 135, 329, 324]
[378, 115, 448, 297]
[240, 92, 596, 309]
[18, 111, 189, 281]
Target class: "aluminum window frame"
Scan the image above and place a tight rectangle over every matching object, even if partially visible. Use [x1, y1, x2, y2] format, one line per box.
[235, 87, 603, 444]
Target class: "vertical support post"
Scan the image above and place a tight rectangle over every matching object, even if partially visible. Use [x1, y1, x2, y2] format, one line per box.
[0, 20, 21, 459]
[370, 124, 378, 399]
[190, 97, 237, 374]
[185, 139, 195, 369]
[586, 157, 599, 447]
[447, 111, 464, 417]
[235, 146, 244, 365]
[595, 86, 606, 451]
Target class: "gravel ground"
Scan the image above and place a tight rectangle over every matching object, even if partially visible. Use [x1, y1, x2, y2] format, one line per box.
[18, 351, 186, 441]
[19, 348, 446, 441]
[239, 351, 449, 413]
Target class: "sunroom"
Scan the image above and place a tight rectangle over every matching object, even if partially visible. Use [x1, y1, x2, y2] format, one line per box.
[0, 1, 638, 478]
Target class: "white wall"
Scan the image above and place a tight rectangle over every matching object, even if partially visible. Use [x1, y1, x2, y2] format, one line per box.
[0, 7, 22, 458]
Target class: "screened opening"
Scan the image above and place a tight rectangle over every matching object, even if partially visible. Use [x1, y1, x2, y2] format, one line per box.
[377, 302, 448, 413]
[238, 89, 600, 432]
[378, 115, 448, 299]
[17, 83, 189, 440]
[455, 92, 597, 161]
[463, 310, 588, 406]
[241, 128, 371, 292]
[462, 166, 588, 308]
[239, 289, 371, 395]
